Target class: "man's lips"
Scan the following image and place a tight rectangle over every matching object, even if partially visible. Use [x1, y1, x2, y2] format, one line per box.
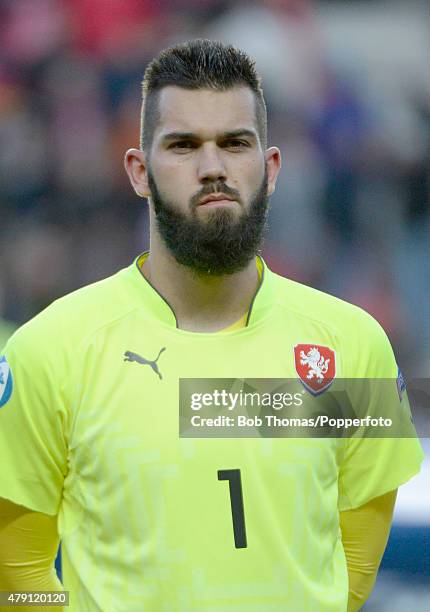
[198, 193, 236, 206]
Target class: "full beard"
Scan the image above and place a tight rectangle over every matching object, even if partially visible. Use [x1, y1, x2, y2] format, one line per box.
[147, 167, 269, 276]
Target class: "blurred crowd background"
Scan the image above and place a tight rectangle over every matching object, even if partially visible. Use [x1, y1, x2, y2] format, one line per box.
[1, 0, 430, 377]
[0, 0, 429, 608]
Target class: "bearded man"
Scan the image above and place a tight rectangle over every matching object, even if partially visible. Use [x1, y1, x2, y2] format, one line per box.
[0, 40, 423, 612]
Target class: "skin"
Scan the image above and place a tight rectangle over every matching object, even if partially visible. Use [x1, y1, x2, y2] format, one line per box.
[125, 86, 281, 332]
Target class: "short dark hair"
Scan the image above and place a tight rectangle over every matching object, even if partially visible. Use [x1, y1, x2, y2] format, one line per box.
[140, 39, 267, 151]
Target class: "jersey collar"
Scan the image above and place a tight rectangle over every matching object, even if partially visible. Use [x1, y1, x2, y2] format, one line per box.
[126, 251, 277, 329]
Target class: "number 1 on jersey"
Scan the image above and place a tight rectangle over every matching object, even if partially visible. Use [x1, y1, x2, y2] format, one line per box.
[217, 469, 247, 549]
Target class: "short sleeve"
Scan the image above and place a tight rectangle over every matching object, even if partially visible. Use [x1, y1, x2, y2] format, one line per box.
[338, 314, 424, 511]
[338, 434, 424, 511]
[0, 323, 68, 516]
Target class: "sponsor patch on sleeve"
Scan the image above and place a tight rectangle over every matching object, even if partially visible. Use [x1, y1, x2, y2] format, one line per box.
[0, 356, 13, 408]
[396, 366, 406, 402]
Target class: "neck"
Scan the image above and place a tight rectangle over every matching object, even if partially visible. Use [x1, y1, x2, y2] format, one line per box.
[141, 230, 260, 332]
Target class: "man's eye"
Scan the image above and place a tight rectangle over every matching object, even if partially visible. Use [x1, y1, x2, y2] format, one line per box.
[224, 140, 248, 148]
[170, 141, 195, 150]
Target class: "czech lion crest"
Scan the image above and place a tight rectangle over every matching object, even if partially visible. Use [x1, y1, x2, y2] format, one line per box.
[294, 344, 336, 395]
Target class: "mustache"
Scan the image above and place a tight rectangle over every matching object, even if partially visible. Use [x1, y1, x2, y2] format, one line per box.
[190, 182, 241, 209]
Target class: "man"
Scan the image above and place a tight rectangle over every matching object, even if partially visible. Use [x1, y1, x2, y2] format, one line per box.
[0, 40, 424, 611]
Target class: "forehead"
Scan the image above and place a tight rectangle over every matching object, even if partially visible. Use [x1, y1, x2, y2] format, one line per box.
[154, 86, 258, 140]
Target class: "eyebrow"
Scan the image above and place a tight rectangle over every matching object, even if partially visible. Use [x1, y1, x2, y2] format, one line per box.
[161, 129, 258, 142]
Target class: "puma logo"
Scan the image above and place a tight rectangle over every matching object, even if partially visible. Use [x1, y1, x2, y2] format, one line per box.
[124, 348, 166, 380]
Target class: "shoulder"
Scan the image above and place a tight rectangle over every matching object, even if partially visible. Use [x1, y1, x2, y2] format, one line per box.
[4, 265, 137, 360]
[269, 270, 396, 375]
[271, 270, 381, 331]
[0, 318, 16, 350]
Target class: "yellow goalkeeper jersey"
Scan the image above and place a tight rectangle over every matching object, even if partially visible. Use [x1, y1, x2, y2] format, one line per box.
[0, 253, 424, 611]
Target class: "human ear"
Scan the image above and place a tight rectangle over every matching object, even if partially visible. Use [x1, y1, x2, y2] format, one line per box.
[265, 147, 282, 196]
[124, 148, 150, 198]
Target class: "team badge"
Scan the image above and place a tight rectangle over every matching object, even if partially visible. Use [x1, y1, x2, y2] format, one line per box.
[294, 344, 336, 395]
[0, 356, 13, 408]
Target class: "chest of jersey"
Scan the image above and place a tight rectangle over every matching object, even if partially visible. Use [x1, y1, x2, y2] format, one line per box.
[69, 309, 342, 447]
[66, 313, 343, 530]
[60, 311, 348, 610]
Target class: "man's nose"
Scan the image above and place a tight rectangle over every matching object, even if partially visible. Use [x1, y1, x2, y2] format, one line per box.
[197, 143, 227, 183]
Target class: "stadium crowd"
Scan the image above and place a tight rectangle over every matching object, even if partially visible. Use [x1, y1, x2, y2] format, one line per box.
[0, 0, 429, 375]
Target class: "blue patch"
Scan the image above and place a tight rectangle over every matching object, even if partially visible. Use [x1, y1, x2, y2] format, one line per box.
[396, 366, 406, 402]
[0, 356, 13, 408]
